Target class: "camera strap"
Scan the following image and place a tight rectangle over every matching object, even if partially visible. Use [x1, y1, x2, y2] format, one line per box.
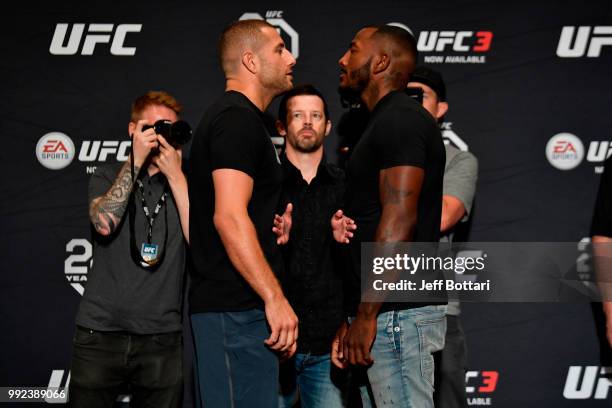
[128, 154, 169, 270]
[135, 179, 169, 244]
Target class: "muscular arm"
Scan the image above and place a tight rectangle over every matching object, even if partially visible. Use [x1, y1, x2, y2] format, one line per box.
[441, 195, 467, 232]
[212, 169, 297, 351]
[89, 159, 139, 236]
[342, 166, 424, 366]
[212, 169, 282, 300]
[356, 165, 424, 318]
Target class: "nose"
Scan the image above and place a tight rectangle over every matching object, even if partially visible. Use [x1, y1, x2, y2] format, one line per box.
[285, 49, 296, 67]
[338, 50, 349, 67]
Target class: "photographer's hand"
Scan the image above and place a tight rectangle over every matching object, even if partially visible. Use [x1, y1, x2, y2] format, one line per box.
[153, 135, 190, 243]
[132, 120, 158, 168]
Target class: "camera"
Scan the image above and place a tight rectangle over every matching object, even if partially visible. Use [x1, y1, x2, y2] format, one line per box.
[142, 119, 192, 148]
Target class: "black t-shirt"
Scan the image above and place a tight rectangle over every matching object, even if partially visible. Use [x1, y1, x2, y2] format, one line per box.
[188, 91, 284, 312]
[345, 90, 446, 314]
[591, 156, 612, 237]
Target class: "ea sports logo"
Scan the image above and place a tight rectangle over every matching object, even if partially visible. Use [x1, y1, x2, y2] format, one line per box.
[546, 133, 584, 170]
[36, 132, 75, 170]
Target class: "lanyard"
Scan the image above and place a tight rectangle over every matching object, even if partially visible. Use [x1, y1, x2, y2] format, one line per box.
[128, 155, 170, 270]
[135, 178, 168, 243]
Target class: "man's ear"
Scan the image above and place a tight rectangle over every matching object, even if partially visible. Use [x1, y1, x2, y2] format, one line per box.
[372, 53, 390, 75]
[128, 121, 136, 137]
[242, 51, 257, 74]
[436, 102, 449, 120]
[325, 120, 332, 137]
[275, 119, 287, 136]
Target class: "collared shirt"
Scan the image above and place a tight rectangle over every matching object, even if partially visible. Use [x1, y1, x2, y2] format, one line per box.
[77, 163, 185, 334]
[279, 155, 346, 355]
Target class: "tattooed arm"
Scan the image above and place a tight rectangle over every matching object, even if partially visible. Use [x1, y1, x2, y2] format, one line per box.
[89, 119, 158, 236]
[89, 159, 141, 236]
[340, 166, 424, 366]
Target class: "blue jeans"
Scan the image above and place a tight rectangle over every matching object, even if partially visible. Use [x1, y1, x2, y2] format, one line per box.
[354, 305, 447, 408]
[191, 310, 278, 408]
[278, 353, 347, 408]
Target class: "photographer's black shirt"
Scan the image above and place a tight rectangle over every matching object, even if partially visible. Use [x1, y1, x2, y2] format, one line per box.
[345, 90, 446, 315]
[76, 163, 185, 334]
[188, 91, 284, 312]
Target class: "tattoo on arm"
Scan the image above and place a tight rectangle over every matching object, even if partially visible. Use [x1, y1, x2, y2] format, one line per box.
[89, 160, 140, 234]
[382, 174, 413, 205]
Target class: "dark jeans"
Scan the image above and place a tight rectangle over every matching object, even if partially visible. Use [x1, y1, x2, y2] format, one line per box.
[433, 315, 468, 408]
[68, 326, 183, 408]
[191, 309, 279, 408]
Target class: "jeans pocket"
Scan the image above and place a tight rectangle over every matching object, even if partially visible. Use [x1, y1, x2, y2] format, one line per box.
[416, 315, 446, 388]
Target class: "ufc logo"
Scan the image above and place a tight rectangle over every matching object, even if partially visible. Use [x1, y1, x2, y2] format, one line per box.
[563, 366, 612, 399]
[239, 12, 299, 58]
[49, 23, 142, 56]
[417, 31, 493, 52]
[78, 141, 131, 162]
[43, 140, 69, 153]
[465, 371, 499, 393]
[553, 141, 578, 154]
[587, 141, 612, 162]
[557, 26, 612, 58]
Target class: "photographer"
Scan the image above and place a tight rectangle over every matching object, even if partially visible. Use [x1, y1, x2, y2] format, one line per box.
[68, 91, 189, 408]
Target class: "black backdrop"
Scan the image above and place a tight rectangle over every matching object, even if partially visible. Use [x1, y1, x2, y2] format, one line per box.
[2, 1, 612, 406]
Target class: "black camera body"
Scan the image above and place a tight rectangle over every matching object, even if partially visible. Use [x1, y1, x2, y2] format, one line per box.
[142, 119, 192, 148]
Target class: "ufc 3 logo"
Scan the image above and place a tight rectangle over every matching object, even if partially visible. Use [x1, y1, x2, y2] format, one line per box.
[465, 371, 499, 393]
[417, 31, 493, 52]
[557, 26, 612, 58]
[49, 23, 142, 56]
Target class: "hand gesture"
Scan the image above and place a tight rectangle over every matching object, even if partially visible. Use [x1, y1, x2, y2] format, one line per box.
[273, 203, 293, 245]
[331, 210, 357, 243]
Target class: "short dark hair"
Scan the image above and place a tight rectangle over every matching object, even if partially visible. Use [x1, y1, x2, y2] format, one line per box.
[373, 24, 418, 61]
[278, 84, 330, 126]
[217, 19, 273, 75]
[372, 25, 419, 88]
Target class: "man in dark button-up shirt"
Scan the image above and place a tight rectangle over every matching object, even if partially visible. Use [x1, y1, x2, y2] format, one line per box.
[273, 84, 355, 408]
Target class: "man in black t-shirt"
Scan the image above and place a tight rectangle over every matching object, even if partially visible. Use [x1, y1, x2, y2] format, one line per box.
[332, 25, 447, 408]
[188, 20, 298, 407]
[591, 156, 612, 349]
